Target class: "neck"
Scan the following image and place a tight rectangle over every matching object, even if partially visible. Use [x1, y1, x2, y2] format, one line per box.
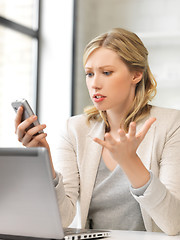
[106, 93, 135, 134]
[106, 109, 126, 134]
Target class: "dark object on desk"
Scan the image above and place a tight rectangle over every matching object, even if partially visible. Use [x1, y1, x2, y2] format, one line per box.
[0, 148, 110, 240]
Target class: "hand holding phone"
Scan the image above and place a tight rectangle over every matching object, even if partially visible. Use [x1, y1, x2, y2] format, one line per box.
[11, 99, 53, 171]
[11, 98, 44, 134]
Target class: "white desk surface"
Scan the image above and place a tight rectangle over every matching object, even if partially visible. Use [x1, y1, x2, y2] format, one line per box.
[109, 230, 180, 240]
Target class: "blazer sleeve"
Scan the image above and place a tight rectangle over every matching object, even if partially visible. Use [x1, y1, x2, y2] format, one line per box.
[132, 119, 180, 235]
[53, 119, 80, 227]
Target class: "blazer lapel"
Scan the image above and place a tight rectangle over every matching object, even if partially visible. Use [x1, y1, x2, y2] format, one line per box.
[136, 117, 156, 170]
[80, 120, 105, 227]
[136, 117, 157, 231]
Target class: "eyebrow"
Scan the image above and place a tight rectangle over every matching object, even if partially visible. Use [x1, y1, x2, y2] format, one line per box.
[85, 65, 114, 69]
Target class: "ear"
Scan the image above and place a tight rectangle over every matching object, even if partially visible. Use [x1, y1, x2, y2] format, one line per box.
[132, 71, 143, 85]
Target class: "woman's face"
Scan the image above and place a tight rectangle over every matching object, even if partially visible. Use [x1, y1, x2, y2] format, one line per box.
[85, 47, 142, 114]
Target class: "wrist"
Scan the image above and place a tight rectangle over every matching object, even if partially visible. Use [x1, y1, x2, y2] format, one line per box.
[120, 154, 150, 188]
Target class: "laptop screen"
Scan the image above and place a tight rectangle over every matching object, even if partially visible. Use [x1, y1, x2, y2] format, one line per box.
[0, 147, 64, 239]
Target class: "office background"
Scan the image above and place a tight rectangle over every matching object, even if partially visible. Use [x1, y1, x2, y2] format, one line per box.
[0, 0, 180, 152]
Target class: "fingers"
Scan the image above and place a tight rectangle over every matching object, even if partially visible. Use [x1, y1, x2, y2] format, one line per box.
[118, 122, 137, 142]
[14, 106, 23, 133]
[104, 133, 116, 145]
[94, 117, 156, 149]
[26, 133, 48, 147]
[16, 110, 47, 147]
[93, 138, 106, 151]
[137, 117, 156, 140]
[14, 106, 48, 148]
[21, 124, 47, 146]
[94, 132, 118, 151]
[128, 122, 136, 138]
[118, 129, 126, 142]
[16, 115, 38, 141]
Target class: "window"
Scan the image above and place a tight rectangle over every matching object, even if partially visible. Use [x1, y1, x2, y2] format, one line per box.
[0, 0, 40, 146]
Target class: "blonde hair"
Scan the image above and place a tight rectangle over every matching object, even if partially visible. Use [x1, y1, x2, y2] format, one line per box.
[83, 28, 157, 132]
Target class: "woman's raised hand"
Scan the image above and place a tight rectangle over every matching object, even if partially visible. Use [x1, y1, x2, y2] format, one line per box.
[94, 117, 156, 166]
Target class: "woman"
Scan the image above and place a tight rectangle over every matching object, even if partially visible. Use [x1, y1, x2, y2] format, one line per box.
[15, 28, 180, 235]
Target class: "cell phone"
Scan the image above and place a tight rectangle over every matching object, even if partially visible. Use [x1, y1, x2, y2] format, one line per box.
[11, 98, 43, 134]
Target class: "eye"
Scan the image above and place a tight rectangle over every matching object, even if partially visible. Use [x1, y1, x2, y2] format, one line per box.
[103, 71, 112, 76]
[86, 72, 94, 77]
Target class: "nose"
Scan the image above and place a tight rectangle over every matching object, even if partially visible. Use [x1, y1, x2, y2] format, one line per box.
[91, 74, 102, 90]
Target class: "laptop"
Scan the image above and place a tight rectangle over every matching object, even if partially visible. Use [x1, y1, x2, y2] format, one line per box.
[0, 147, 110, 240]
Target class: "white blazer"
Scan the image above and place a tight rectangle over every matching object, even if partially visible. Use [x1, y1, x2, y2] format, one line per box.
[54, 106, 180, 235]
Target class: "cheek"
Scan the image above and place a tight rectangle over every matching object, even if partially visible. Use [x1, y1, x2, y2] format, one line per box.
[112, 77, 132, 91]
[86, 79, 92, 94]
[86, 79, 89, 88]
[109, 77, 133, 99]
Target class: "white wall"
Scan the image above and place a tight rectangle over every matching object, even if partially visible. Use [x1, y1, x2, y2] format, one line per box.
[74, 0, 180, 114]
[39, 0, 73, 153]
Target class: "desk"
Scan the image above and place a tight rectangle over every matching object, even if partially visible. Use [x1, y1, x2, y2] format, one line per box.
[109, 230, 180, 240]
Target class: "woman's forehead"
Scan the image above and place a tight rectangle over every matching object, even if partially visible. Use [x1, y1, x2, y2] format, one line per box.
[85, 47, 121, 68]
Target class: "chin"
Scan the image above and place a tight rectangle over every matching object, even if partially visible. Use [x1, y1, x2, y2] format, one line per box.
[94, 105, 109, 112]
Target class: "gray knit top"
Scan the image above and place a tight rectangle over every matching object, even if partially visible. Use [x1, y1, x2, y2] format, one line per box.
[87, 158, 146, 231]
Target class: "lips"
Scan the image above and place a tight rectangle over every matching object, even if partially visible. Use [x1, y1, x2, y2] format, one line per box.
[92, 93, 106, 102]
